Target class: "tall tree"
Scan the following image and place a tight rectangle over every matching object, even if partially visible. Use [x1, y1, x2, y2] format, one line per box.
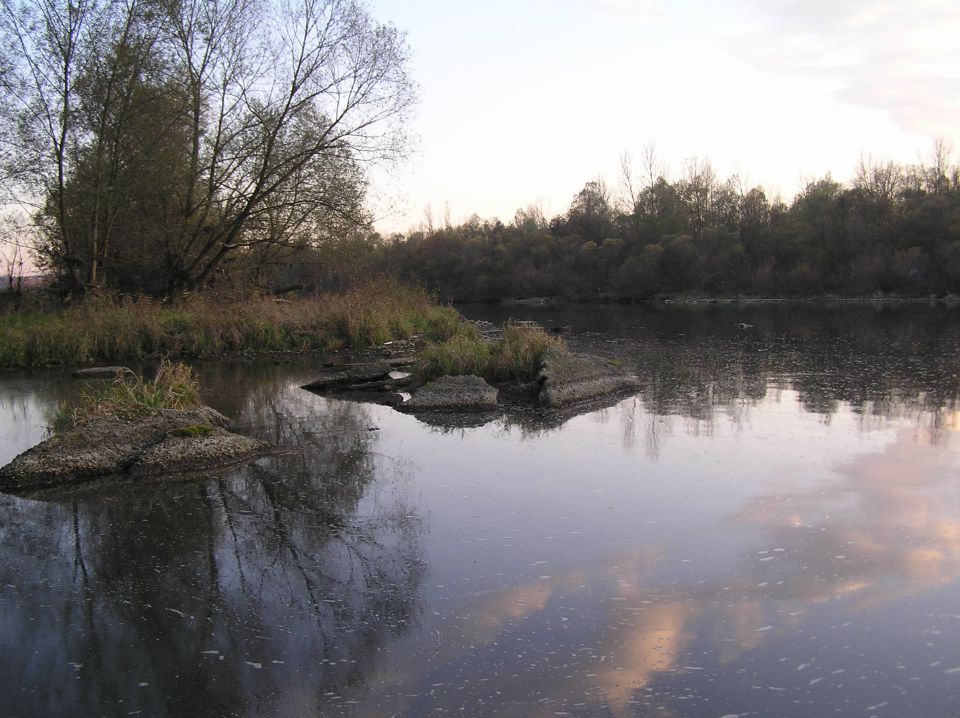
[1, 0, 415, 294]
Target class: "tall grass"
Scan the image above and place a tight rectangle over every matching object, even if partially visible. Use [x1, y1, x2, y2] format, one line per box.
[417, 323, 492, 379]
[487, 324, 565, 382]
[53, 358, 201, 431]
[0, 279, 462, 367]
[416, 323, 565, 384]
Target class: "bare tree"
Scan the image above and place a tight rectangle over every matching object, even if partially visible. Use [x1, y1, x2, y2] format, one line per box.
[1, 0, 416, 294]
[922, 138, 954, 195]
[641, 140, 664, 189]
[679, 155, 716, 238]
[618, 150, 639, 214]
[0, 0, 92, 288]
[854, 154, 905, 203]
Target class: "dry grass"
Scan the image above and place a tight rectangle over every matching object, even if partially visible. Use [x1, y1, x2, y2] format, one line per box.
[53, 358, 201, 431]
[0, 279, 462, 367]
[416, 323, 565, 384]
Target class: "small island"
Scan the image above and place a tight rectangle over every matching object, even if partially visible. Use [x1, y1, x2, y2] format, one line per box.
[0, 361, 271, 493]
[302, 322, 641, 414]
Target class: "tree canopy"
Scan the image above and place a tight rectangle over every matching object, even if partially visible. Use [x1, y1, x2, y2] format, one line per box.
[0, 0, 415, 294]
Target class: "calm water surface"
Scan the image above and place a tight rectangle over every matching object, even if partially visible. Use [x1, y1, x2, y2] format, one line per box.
[2, 304, 960, 717]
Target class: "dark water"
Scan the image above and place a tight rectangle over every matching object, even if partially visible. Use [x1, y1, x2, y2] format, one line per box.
[2, 303, 960, 717]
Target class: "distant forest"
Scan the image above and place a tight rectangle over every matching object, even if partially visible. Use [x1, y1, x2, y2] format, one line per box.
[341, 146, 960, 301]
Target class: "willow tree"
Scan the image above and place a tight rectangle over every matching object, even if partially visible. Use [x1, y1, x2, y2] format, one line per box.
[0, 0, 415, 294]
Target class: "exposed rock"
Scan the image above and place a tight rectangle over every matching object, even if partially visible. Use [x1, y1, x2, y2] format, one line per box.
[537, 348, 640, 408]
[301, 359, 411, 409]
[302, 361, 393, 390]
[298, 340, 639, 420]
[0, 405, 270, 492]
[73, 366, 135, 380]
[129, 429, 268, 476]
[402, 374, 499, 412]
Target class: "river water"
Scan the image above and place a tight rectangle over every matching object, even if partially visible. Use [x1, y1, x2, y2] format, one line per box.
[1, 303, 960, 717]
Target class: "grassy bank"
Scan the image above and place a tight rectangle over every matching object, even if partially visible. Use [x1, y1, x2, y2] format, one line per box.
[417, 323, 565, 384]
[0, 280, 462, 368]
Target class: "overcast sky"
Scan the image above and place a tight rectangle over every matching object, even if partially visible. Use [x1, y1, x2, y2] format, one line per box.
[368, 0, 960, 233]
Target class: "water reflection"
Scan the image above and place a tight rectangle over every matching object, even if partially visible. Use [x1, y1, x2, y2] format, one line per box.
[0, 367, 425, 717]
[461, 302, 960, 442]
[364, 424, 960, 717]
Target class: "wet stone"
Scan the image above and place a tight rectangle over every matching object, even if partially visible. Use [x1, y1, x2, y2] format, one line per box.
[129, 429, 268, 476]
[403, 375, 499, 412]
[302, 361, 393, 390]
[537, 348, 640, 408]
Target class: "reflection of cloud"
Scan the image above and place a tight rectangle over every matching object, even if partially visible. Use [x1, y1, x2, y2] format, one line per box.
[373, 426, 960, 716]
[737, 426, 960, 608]
[594, 603, 694, 715]
[471, 577, 558, 638]
[734, 0, 960, 135]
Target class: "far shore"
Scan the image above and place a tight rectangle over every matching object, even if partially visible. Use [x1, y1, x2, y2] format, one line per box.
[459, 294, 960, 306]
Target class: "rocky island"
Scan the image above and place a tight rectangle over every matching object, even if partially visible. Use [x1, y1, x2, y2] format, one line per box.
[0, 361, 270, 493]
[302, 322, 641, 415]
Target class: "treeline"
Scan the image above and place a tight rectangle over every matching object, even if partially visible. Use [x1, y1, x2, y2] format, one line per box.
[375, 149, 960, 300]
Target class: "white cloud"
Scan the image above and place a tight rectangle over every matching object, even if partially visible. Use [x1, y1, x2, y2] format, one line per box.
[733, 0, 960, 137]
[559, 0, 661, 17]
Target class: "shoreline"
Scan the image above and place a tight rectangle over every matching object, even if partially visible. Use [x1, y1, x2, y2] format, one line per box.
[459, 294, 960, 307]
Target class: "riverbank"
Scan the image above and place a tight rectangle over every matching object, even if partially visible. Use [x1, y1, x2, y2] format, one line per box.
[0, 280, 462, 368]
[477, 292, 960, 307]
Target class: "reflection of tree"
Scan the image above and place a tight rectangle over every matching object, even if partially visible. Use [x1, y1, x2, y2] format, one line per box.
[202, 306, 960, 453]
[0, 369, 425, 716]
[460, 302, 960, 443]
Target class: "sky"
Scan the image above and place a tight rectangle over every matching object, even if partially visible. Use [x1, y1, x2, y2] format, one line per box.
[367, 0, 960, 233]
